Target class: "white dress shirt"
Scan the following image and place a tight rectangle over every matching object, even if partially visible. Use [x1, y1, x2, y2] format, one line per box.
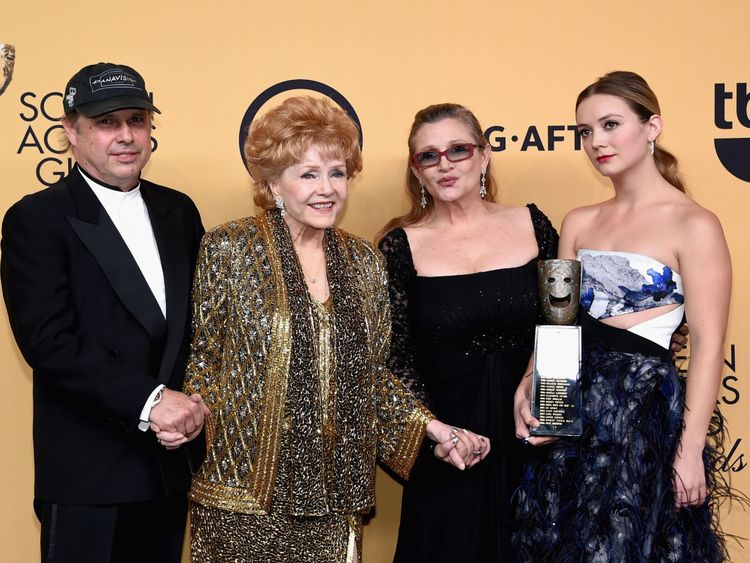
[81, 170, 167, 318]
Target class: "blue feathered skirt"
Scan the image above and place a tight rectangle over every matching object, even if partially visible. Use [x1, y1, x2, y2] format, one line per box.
[513, 313, 729, 562]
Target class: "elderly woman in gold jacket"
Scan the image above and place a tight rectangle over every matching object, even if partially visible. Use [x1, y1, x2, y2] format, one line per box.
[170, 96, 489, 562]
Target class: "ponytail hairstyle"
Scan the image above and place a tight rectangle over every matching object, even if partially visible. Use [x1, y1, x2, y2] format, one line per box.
[576, 71, 685, 193]
[375, 103, 496, 243]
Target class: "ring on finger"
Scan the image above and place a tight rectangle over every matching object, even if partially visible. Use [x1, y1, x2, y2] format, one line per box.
[472, 449, 481, 455]
[449, 429, 459, 446]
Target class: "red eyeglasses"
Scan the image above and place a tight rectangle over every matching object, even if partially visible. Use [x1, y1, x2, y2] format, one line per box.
[411, 143, 478, 169]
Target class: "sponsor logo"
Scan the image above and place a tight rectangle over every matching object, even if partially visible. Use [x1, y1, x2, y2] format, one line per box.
[484, 124, 581, 152]
[714, 83, 750, 182]
[716, 344, 746, 472]
[89, 69, 139, 91]
[238, 79, 362, 169]
[65, 87, 76, 108]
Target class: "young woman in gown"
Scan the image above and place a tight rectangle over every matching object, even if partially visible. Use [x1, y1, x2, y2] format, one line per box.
[514, 71, 733, 562]
[377, 103, 558, 562]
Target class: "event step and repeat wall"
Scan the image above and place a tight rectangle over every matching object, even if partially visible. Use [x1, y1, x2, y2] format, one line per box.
[2, 1, 749, 561]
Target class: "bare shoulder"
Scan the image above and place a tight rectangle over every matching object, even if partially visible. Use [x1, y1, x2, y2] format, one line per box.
[666, 196, 729, 270]
[487, 202, 527, 215]
[560, 201, 605, 230]
[487, 202, 534, 225]
[669, 196, 724, 239]
[557, 202, 610, 258]
[402, 221, 433, 253]
[402, 221, 427, 240]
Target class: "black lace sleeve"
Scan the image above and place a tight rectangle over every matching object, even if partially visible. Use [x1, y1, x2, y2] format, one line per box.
[527, 203, 559, 260]
[527, 203, 561, 324]
[378, 228, 431, 407]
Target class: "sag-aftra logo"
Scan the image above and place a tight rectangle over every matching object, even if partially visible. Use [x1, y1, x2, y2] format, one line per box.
[714, 82, 750, 183]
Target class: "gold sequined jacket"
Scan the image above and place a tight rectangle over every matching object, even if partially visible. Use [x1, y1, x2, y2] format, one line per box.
[184, 211, 432, 516]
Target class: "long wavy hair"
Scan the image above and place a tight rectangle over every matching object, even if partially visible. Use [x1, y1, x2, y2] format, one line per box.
[576, 71, 685, 193]
[375, 103, 496, 243]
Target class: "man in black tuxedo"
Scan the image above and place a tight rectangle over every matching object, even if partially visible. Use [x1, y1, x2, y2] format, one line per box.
[1, 63, 208, 562]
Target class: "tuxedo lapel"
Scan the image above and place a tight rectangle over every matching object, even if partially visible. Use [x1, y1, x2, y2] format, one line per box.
[141, 182, 191, 384]
[64, 170, 167, 343]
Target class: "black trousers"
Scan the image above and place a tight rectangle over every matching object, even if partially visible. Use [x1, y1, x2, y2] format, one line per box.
[34, 495, 188, 563]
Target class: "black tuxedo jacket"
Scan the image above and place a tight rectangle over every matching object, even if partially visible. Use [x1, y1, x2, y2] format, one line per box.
[1, 168, 204, 505]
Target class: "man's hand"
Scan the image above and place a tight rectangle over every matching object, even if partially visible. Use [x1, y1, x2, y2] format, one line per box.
[670, 322, 689, 361]
[149, 390, 208, 447]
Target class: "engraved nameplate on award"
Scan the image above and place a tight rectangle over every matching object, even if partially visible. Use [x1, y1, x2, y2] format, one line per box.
[530, 259, 582, 437]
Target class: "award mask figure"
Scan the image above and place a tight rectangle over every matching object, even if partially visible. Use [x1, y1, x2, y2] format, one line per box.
[538, 259, 581, 325]
[531, 258, 582, 436]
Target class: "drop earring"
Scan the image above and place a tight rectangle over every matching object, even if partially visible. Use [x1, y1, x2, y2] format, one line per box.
[479, 172, 487, 199]
[420, 184, 427, 209]
[275, 195, 286, 216]
[649, 140, 655, 155]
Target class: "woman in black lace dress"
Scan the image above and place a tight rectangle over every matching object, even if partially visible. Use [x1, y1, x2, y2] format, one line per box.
[376, 103, 558, 562]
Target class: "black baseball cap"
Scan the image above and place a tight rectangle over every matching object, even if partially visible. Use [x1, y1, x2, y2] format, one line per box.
[63, 62, 161, 117]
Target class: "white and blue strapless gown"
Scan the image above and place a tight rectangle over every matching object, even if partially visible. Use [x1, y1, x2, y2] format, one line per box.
[513, 249, 731, 562]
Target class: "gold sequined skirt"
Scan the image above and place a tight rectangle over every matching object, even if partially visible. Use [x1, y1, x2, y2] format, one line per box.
[190, 501, 362, 563]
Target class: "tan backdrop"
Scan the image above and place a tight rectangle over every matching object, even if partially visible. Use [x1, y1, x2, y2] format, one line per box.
[2, 1, 749, 561]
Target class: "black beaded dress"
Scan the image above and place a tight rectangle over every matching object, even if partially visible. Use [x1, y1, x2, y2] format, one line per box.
[378, 204, 558, 562]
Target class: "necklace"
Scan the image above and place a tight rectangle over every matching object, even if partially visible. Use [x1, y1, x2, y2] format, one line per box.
[302, 251, 326, 284]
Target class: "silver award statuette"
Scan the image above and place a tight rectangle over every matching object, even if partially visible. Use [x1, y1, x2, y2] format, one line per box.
[0, 44, 15, 96]
[530, 259, 583, 436]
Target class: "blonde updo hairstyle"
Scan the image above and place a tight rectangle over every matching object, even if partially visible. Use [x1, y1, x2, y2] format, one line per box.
[244, 95, 363, 209]
[576, 71, 686, 193]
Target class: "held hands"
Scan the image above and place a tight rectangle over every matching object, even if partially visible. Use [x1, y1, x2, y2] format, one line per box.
[150, 390, 210, 450]
[426, 419, 490, 470]
[670, 322, 689, 362]
[513, 376, 557, 447]
[672, 442, 707, 509]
